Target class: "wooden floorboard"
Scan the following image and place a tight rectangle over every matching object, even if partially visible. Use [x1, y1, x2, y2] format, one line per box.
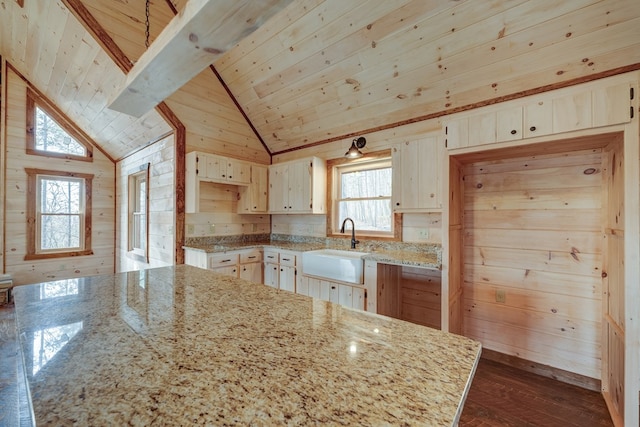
[460, 358, 613, 427]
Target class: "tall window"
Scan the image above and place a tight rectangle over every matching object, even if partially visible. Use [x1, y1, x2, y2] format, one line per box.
[128, 164, 150, 262]
[334, 159, 393, 236]
[25, 169, 93, 260]
[26, 88, 93, 161]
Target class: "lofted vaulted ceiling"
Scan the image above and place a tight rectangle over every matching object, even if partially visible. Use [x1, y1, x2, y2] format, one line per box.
[2, 0, 640, 160]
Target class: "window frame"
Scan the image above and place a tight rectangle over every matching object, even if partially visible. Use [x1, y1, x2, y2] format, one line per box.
[25, 169, 94, 260]
[26, 88, 93, 162]
[326, 150, 401, 241]
[127, 163, 150, 263]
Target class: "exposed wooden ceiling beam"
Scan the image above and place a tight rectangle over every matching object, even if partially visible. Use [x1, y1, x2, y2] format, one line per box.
[108, 0, 293, 118]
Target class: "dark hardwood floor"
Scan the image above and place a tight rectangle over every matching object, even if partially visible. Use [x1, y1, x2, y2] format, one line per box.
[460, 358, 613, 427]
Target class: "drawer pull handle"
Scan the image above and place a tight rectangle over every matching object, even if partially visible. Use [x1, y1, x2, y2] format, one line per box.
[221, 259, 232, 263]
[248, 256, 257, 259]
[282, 258, 291, 261]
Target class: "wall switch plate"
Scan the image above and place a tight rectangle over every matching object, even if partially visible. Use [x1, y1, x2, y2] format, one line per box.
[495, 289, 506, 303]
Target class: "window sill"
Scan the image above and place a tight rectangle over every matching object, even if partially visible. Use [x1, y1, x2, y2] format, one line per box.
[24, 249, 93, 261]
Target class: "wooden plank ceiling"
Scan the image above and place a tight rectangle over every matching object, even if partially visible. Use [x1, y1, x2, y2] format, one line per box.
[2, 0, 640, 159]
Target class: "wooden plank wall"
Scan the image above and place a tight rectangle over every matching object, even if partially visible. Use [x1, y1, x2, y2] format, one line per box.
[462, 148, 606, 379]
[115, 134, 176, 273]
[4, 68, 115, 285]
[0, 0, 172, 161]
[185, 183, 270, 238]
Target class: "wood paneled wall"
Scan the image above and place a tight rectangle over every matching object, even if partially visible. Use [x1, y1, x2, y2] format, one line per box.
[185, 183, 270, 238]
[116, 134, 176, 273]
[462, 147, 606, 379]
[0, 0, 172, 161]
[4, 68, 115, 285]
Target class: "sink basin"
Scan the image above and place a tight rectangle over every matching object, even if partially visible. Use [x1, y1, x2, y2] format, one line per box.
[302, 249, 367, 284]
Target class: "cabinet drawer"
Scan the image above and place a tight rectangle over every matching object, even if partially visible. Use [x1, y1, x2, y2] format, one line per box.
[263, 249, 279, 264]
[208, 253, 239, 269]
[279, 253, 296, 267]
[240, 248, 262, 264]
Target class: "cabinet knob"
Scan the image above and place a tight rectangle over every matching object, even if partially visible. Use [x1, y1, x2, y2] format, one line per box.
[396, 202, 400, 206]
[510, 129, 517, 135]
[222, 175, 226, 177]
[229, 176, 232, 179]
[530, 126, 536, 132]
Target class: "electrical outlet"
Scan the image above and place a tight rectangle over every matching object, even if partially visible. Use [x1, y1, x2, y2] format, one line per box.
[495, 289, 506, 303]
[187, 224, 194, 234]
[209, 224, 216, 233]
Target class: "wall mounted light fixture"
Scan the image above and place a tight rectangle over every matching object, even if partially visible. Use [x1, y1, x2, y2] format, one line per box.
[345, 136, 367, 159]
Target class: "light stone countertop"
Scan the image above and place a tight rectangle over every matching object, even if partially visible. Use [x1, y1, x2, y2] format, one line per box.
[14, 265, 479, 426]
[184, 240, 441, 269]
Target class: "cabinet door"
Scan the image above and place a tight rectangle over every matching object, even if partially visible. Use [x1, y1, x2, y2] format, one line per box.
[250, 165, 268, 212]
[205, 154, 228, 181]
[264, 263, 279, 288]
[228, 159, 251, 185]
[468, 111, 496, 147]
[297, 276, 309, 296]
[393, 137, 442, 211]
[328, 282, 339, 304]
[211, 265, 238, 278]
[307, 277, 321, 299]
[445, 117, 469, 149]
[352, 287, 365, 311]
[393, 141, 419, 210]
[592, 82, 632, 128]
[268, 164, 289, 213]
[279, 266, 296, 293]
[496, 106, 523, 142]
[240, 263, 262, 283]
[288, 160, 311, 212]
[319, 280, 331, 301]
[524, 99, 553, 138]
[552, 90, 592, 133]
[338, 284, 353, 308]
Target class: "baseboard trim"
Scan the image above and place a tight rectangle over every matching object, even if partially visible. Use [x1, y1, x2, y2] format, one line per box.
[481, 348, 601, 392]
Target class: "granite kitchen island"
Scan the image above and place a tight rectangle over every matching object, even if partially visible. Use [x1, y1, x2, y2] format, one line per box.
[14, 265, 480, 426]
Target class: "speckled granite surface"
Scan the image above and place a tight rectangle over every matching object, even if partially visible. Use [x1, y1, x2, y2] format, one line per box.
[184, 234, 441, 269]
[14, 265, 479, 426]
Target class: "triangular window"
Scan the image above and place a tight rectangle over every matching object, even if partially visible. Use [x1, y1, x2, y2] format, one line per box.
[26, 88, 93, 161]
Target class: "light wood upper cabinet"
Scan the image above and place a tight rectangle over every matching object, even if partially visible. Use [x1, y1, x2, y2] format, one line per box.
[201, 153, 251, 185]
[268, 157, 326, 214]
[444, 79, 634, 150]
[392, 136, 443, 211]
[238, 164, 268, 214]
[523, 99, 553, 138]
[186, 151, 257, 213]
[591, 82, 633, 128]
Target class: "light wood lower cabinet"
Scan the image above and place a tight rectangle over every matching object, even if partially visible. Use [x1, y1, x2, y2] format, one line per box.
[299, 275, 366, 311]
[184, 248, 262, 283]
[262, 249, 299, 292]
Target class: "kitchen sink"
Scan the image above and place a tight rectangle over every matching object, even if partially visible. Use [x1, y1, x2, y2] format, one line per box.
[301, 249, 368, 284]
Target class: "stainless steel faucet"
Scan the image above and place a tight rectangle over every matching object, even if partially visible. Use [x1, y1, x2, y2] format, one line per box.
[340, 217, 359, 249]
